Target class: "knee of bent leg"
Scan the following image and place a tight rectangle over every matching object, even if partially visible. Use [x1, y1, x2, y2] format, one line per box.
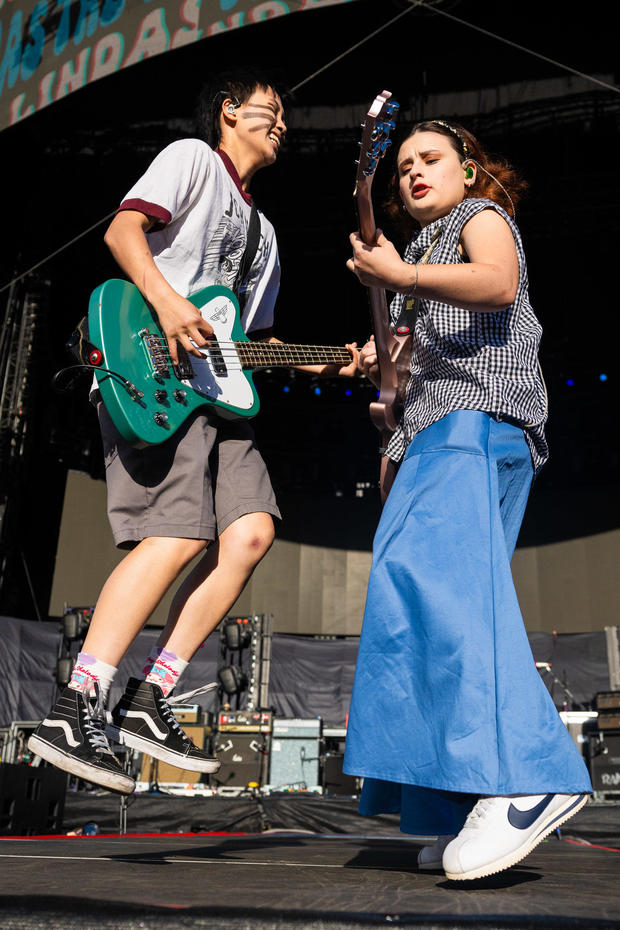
[224, 515, 275, 566]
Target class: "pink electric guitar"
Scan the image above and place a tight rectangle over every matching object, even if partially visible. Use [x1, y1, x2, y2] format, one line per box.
[354, 90, 405, 499]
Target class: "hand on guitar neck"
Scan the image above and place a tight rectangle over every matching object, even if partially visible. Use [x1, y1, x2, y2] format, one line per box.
[357, 336, 380, 387]
[346, 229, 417, 294]
[262, 336, 360, 379]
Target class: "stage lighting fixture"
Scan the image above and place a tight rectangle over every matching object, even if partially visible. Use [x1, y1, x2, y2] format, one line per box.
[55, 657, 74, 687]
[218, 665, 248, 695]
[223, 617, 252, 651]
[62, 606, 94, 641]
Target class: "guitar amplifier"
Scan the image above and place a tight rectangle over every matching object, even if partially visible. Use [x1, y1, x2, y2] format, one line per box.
[172, 704, 201, 724]
[140, 724, 210, 784]
[323, 752, 359, 796]
[595, 692, 620, 730]
[268, 718, 322, 792]
[217, 710, 272, 733]
[595, 691, 620, 711]
[212, 732, 268, 789]
[589, 732, 620, 793]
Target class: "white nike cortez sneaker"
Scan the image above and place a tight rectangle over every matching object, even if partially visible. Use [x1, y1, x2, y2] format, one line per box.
[417, 834, 456, 870]
[443, 792, 588, 880]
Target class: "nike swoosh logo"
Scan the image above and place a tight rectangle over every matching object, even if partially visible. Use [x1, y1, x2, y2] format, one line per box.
[121, 709, 167, 741]
[42, 718, 80, 747]
[507, 794, 555, 829]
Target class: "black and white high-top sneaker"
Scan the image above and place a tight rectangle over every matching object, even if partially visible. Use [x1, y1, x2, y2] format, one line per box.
[27, 686, 135, 795]
[108, 677, 221, 773]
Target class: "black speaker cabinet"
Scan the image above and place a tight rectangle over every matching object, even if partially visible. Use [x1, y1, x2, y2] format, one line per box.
[212, 732, 268, 789]
[0, 763, 67, 835]
[323, 752, 359, 796]
[589, 732, 620, 793]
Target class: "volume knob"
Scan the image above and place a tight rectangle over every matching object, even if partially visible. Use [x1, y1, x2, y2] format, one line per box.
[173, 389, 187, 403]
[153, 412, 169, 427]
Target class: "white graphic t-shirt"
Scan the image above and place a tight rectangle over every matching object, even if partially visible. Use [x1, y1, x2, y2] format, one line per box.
[118, 139, 280, 334]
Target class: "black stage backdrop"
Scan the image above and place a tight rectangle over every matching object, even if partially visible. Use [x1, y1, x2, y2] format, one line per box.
[0, 615, 611, 726]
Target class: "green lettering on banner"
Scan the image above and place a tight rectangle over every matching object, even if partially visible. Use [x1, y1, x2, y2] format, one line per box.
[21, 1, 48, 81]
[0, 10, 22, 96]
[53, 0, 73, 56]
[1, 0, 359, 130]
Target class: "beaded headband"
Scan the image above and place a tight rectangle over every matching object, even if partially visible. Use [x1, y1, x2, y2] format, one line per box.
[430, 120, 469, 158]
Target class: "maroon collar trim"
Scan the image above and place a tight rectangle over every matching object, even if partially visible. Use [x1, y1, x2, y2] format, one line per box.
[215, 148, 252, 205]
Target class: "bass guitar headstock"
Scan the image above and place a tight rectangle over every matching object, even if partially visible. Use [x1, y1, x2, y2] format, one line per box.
[354, 90, 400, 190]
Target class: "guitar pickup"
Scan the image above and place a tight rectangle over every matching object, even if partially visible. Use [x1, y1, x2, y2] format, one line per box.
[173, 343, 195, 381]
[207, 340, 227, 377]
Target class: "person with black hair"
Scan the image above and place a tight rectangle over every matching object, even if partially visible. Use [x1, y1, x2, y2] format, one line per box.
[343, 120, 591, 880]
[28, 69, 356, 794]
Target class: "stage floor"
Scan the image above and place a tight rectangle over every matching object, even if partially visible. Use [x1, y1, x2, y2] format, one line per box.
[1, 804, 620, 929]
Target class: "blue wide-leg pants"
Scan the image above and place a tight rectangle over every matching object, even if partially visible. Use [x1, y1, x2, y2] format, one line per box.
[343, 411, 591, 835]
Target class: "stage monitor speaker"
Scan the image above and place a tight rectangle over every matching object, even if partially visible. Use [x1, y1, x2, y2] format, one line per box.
[212, 732, 268, 789]
[140, 725, 209, 784]
[323, 752, 359, 796]
[0, 763, 67, 835]
[589, 732, 620, 793]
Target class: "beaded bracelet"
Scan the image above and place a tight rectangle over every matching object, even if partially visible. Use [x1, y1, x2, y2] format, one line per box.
[403, 262, 419, 296]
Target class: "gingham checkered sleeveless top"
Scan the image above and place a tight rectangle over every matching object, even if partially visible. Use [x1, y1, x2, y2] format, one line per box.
[385, 198, 548, 473]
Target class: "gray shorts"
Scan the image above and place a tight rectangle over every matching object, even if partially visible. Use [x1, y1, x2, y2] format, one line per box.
[97, 400, 280, 549]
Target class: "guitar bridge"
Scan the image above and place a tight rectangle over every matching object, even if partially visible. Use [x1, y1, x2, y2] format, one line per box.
[140, 329, 170, 381]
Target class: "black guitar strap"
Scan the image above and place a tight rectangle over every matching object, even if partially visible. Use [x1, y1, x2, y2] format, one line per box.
[233, 201, 261, 313]
[392, 226, 443, 336]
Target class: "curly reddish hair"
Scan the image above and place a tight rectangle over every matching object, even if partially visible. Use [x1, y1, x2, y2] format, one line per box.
[385, 120, 528, 239]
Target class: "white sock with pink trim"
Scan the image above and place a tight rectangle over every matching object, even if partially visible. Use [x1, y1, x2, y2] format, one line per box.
[68, 652, 118, 701]
[144, 646, 188, 697]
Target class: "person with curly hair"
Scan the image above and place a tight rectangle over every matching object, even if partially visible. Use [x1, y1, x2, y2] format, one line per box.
[344, 119, 591, 880]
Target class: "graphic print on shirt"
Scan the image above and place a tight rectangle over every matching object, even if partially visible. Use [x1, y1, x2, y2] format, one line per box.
[202, 212, 246, 290]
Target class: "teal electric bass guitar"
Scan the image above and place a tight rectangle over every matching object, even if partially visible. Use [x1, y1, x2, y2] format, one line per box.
[87, 279, 352, 445]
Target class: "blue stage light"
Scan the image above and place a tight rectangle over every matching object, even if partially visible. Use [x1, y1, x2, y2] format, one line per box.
[345, 389, 352, 396]
[599, 373, 608, 382]
[283, 385, 290, 393]
[314, 386, 322, 395]
[566, 379, 574, 387]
